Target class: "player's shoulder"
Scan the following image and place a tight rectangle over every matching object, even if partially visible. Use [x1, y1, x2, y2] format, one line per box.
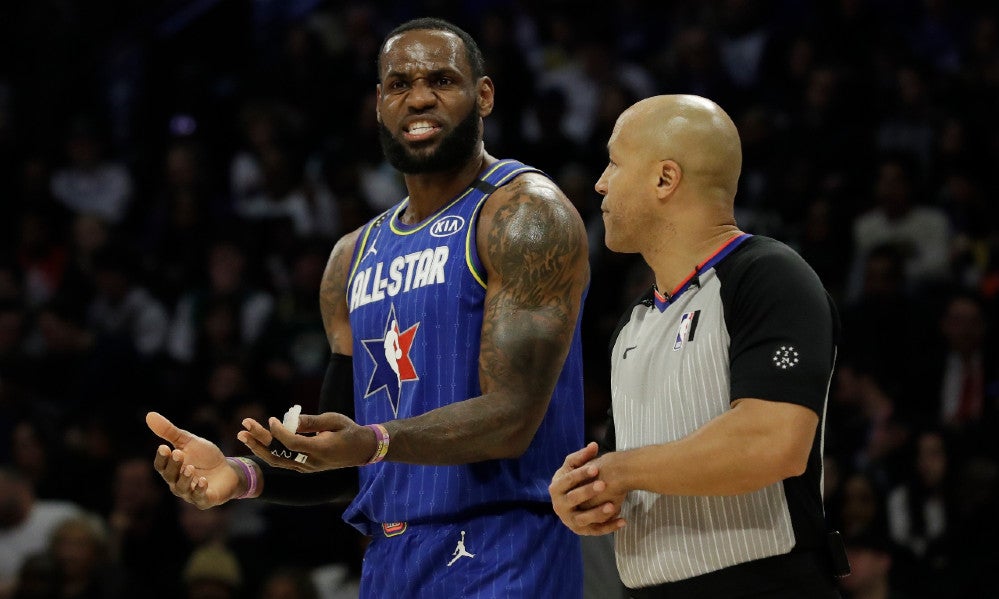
[327, 223, 377, 280]
[480, 164, 582, 233]
[333, 225, 367, 259]
[490, 168, 569, 206]
[475, 160, 588, 276]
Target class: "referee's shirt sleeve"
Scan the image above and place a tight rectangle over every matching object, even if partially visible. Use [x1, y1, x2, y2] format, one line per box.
[723, 241, 836, 415]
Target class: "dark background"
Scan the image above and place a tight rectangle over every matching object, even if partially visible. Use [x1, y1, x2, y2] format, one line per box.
[1, 1, 998, 598]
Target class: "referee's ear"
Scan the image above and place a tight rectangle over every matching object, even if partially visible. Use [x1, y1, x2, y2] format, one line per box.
[657, 159, 682, 200]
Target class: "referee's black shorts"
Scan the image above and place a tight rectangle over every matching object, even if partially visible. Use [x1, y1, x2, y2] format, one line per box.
[626, 550, 841, 599]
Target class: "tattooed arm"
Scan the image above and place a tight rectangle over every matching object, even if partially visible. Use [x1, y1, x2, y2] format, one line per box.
[383, 173, 590, 463]
[240, 176, 588, 470]
[319, 230, 359, 356]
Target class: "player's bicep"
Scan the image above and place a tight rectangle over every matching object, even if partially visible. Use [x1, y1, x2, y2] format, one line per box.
[478, 178, 588, 399]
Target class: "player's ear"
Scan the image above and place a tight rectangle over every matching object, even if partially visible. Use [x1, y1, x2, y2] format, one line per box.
[657, 159, 681, 200]
[375, 86, 383, 124]
[477, 76, 494, 117]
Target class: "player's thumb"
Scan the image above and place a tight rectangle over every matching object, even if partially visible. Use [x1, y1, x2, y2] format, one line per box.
[146, 411, 191, 447]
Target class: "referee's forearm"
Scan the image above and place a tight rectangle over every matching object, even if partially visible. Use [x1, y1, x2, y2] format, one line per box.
[610, 401, 815, 496]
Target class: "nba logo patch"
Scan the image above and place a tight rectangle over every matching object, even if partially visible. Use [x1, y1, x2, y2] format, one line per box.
[382, 522, 407, 537]
[673, 310, 700, 351]
[361, 303, 420, 417]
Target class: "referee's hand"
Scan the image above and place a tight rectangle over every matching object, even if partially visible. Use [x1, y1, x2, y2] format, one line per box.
[549, 442, 626, 536]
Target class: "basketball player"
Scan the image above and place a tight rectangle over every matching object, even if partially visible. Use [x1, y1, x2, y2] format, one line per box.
[549, 95, 843, 598]
[148, 18, 589, 599]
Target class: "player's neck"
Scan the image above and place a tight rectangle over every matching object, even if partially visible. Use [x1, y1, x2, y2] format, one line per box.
[400, 149, 492, 224]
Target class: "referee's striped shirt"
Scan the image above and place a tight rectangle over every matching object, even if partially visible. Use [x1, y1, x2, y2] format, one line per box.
[606, 234, 838, 589]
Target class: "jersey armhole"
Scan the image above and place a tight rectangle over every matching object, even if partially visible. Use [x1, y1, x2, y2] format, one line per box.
[347, 211, 389, 287]
[464, 160, 544, 290]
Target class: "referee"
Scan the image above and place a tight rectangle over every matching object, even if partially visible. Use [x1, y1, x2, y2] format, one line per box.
[550, 94, 844, 598]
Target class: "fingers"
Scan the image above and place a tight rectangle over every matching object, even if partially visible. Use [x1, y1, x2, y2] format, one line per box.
[238, 412, 360, 472]
[153, 445, 191, 496]
[267, 417, 294, 446]
[177, 459, 197, 494]
[150, 439, 228, 509]
[550, 442, 600, 493]
[568, 478, 611, 508]
[560, 442, 600, 475]
[550, 460, 600, 497]
[189, 475, 210, 505]
[153, 444, 171, 474]
[564, 497, 625, 530]
[239, 424, 305, 471]
[180, 464, 217, 508]
[553, 485, 626, 536]
[551, 467, 605, 527]
[577, 515, 627, 536]
[550, 444, 628, 536]
[237, 425, 272, 457]
[146, 412, 192, 448]
[239, 418, 272, 446]
[155, 446, 183, 483]
[178, 465, 214, 510]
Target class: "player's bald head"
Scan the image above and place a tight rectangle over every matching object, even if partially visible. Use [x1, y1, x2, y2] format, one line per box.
[616, 95, 742, 201]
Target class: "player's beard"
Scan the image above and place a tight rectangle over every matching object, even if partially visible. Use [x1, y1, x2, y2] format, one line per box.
[379, 105, 480, 174]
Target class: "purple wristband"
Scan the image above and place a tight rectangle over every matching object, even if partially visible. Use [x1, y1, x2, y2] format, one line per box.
[227, 457, 258, 499]
[365, 424, 390, 465]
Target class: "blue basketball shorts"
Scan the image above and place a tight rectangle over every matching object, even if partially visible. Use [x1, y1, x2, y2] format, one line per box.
[357, 505, 583, 599]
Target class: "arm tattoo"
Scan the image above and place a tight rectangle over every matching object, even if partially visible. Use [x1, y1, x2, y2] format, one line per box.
[384, 175, 589, 464]
[319, 233, 358, 356]
[480, 177, 587, 401]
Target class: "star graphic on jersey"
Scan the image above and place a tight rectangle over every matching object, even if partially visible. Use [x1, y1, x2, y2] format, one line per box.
[361, 304, 419, 416]
[771, 345, 800, 370]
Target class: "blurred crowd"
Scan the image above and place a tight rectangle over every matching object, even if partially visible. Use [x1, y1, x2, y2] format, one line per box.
[1, 1, 998, 598]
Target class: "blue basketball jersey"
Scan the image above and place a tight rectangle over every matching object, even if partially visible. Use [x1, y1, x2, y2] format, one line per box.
[342, 159, 586, 532]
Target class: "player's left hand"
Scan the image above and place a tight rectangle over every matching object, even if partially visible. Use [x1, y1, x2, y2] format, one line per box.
[238, 412, 377, 472]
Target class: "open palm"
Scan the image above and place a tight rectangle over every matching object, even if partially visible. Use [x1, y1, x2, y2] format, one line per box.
[146, 411, 239, 509]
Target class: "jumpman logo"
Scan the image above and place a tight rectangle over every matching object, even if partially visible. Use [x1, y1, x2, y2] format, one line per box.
[364, 237, 378, 260]
[446, 530, 475, 566]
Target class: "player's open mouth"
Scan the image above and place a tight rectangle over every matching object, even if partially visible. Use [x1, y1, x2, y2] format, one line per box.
[404, 121, 442, 141]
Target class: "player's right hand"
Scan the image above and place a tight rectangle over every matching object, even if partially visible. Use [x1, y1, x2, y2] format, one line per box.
[146, 411, 241, 509]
